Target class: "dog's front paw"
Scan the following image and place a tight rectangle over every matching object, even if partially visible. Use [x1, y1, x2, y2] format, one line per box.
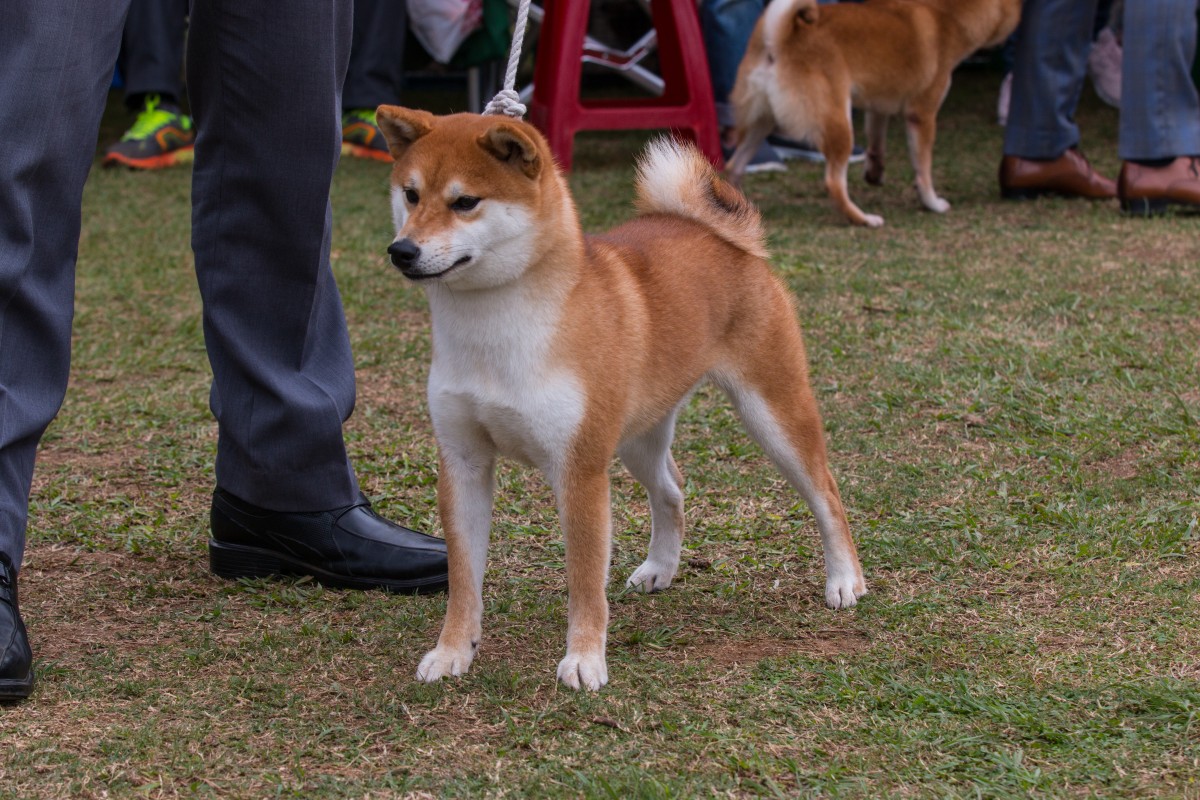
[859, 213, 885, 228]
[557, 651, 608, 691]
[626, 559, 678, 593]
[415, 645, 475, 683]
[825, 574, 867, 609]
[925, 196, 951, 213]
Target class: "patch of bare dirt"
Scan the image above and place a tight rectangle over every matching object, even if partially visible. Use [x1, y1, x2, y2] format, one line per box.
[685, 631, 870, 667]
[1090, 446, 1141, 480]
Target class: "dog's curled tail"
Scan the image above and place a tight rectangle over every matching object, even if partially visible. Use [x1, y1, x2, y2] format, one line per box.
[634, 137, 768, 260]
[764, 0, 820, 54]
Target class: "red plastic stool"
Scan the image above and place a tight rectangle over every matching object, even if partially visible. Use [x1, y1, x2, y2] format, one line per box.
[528, 0, 724, 172]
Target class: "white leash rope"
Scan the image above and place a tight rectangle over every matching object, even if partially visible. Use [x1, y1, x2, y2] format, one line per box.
[482, 0, 532, 117]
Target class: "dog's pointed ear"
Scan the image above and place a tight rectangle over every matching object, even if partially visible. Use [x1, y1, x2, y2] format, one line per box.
[477, 121, 542, 179]
[376, 105, 435, 161]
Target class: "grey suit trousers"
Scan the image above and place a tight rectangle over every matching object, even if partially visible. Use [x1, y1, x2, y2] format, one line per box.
[0, 0, 361, 571]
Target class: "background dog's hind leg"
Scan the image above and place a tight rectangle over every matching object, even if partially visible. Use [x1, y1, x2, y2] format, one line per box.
[618, 408, 686, 593]
[712, 352, 866, 609]
[864, 110, 888, 186]
[821, 114, 883, 227]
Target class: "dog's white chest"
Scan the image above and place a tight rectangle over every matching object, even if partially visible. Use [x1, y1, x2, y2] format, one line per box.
[425, 288, 585, 475]
[444, 372, 583, 470]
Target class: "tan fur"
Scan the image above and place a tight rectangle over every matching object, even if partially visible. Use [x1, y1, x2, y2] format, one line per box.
[728, 0, 1022, 227]
[377, 107, 866, 690]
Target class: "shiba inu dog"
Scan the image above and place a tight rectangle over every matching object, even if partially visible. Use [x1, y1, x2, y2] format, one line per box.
[376, 106, 866, 690]
[728, 0, 1021, 227]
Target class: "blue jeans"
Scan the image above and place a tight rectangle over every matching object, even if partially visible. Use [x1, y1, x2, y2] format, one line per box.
[699, 0, 764, 128]
[1004, 0, 1200, 161]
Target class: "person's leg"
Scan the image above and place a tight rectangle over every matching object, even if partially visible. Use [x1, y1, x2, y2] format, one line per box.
[104, 0, 193, 168]
[343, 0, 407, 111]
[1118, 0, 1200, 161]
[187, 0, 359, 511]
[189, 0, 447, 592]
[1115, 0, 1200, 214]
[0, 0, 128, 701]
[0, 0, 130, 572]
[340, 0, 408, 162]
[1004, 0, 1097, 159]
[120, 0, 188, 107]
[699, 0, 763, 130]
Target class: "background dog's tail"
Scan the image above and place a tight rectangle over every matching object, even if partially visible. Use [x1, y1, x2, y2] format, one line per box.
[764, 0, 819, 54]
[634, 137, 768, 260]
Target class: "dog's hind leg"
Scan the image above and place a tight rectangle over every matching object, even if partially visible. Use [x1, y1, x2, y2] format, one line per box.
[863, 110, 888, 186]
[619, 408, 686, 593]
[416, 440, 496, 683]
[712, 337, 866, 609]
[821, 112, 883, 227]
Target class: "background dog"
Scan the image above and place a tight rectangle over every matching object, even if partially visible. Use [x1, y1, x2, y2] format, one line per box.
[377, 106, 866, 690]
[728, 0, 1021, 227]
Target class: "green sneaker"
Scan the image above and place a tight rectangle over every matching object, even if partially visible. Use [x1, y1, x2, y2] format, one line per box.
[341, 108, 392, 162]
[103, 94, 195, 170]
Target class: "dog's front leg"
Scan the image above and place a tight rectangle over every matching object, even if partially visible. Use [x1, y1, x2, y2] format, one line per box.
[554, 468, 613, 691]
[416, 447, 495, 683]
[905, 99, 950, 214]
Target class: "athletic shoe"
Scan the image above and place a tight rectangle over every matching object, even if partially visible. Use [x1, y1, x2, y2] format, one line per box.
[103, 94, 195, 170]
[342, 108, 393, 162]
[767, 133, 866, 164]
[723, 140, 787, 174]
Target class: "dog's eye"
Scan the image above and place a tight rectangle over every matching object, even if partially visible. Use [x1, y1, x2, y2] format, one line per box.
[404, 188, 420, 205]
[451, 196, 481, 212]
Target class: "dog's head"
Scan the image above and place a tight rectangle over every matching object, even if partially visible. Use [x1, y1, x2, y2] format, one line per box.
[376, 106, 567, 291]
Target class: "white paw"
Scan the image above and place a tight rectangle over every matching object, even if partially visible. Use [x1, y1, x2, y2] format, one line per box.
[557, 651, 609, 691]
[626, 559, 678, 593]
[862, 213, 885, 228]
[925, 196, 951, 213]
[415, 645, 475, 683]
[825, 574, 867, 609]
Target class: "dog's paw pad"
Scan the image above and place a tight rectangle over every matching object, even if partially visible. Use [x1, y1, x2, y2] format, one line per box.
[626, 560, 677, 593]
[415, 647, 474, 683]
[557, 652, 608, 691]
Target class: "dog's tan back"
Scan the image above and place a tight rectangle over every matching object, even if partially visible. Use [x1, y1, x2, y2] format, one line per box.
[376, 109, 865, 690]
[730, 0, 1021, 227]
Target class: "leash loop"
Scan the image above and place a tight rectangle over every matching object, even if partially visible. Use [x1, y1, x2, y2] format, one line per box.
[483, 0, 532, 118]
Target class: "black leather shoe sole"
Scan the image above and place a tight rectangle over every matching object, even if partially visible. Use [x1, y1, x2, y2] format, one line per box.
[209, 539, 448, 594]
[0, 672, 33, 702]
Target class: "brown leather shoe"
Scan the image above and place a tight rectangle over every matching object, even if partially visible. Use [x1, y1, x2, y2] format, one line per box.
[999, 148, 1117, 200]
[1118, 156, 1200, 216]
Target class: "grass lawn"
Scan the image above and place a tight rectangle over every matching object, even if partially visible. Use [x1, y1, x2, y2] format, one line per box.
[2, 69, 1198, 798]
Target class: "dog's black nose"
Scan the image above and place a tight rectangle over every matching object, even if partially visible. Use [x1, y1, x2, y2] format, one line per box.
[388, 239, 421, 268]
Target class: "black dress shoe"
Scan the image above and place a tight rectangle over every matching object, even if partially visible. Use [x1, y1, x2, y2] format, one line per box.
[0, 552, 34, 701]
[209, 488, 448, 594]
